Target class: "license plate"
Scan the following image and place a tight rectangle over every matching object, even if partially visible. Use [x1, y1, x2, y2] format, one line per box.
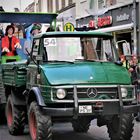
[79, 105, 92, 113]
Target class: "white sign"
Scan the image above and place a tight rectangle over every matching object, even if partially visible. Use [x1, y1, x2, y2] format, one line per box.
[79, 105, 92, 113]
[116, 13, 130, 22]
[44, 38, 57, 47]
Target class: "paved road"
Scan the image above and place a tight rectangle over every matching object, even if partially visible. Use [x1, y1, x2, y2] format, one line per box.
[0, 120, 140, 140]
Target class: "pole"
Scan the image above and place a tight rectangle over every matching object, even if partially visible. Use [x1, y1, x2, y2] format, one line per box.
[19, 0, 21, 11]
[133, 0, 137, 55]
[34, 0, 37, 12]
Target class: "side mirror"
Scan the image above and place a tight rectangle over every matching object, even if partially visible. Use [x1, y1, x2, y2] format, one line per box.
[114, 61, 123, 66]
[27, 56, 31, 65]
[116, 40, 131, 56]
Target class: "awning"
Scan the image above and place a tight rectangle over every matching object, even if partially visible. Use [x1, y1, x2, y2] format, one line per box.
[92, 23, 134, 33]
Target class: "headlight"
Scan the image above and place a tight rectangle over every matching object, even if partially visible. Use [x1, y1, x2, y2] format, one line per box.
[56, 89, 66, 99]
[121, 88, 128, 98]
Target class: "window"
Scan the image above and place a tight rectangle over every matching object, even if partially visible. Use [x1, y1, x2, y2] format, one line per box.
[44, 37, 82, 61]
[80, 0, 87, 3]
[62, 0, 65, 8]
[68, 0, 73, 5]
[98, 0, 105, 9]
[47, 0, 53, 12]
[38, 1, 41, 12]
[89, 0, 95, 9]
[32, 39, 40, 62]
[106, 0, 116, 7]
[55, 0, 59, 11]
[43, 37, 115, 62]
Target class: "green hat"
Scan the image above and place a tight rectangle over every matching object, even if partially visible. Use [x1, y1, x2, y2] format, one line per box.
[30, 25, 41, 34]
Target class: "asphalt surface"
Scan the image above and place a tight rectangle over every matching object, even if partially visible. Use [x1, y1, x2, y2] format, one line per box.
[0, 120, 140, 140]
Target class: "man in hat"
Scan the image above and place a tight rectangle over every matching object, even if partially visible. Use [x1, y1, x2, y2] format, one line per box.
[23, 24, 41, 56]
[30, 24, 41, 36]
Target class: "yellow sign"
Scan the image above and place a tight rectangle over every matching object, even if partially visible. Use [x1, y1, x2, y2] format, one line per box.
[64, 22, 75, 32]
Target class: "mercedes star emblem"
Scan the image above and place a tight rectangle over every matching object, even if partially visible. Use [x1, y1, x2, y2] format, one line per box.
[87, 88, 97, 98]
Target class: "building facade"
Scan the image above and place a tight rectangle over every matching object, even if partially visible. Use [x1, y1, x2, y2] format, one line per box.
[36, 0, 76, 31]
[76, 0, 134, 19]
[37, 0, 74, 13]
[76, 0, 140, 56]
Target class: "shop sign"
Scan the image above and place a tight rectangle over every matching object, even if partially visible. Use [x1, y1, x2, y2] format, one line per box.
[116, 13, 130, 22]
[89, 16, 112, 29]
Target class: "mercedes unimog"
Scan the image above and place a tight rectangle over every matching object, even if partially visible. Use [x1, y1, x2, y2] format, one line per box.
[0, 11, 140, 140]
[1, 31, 140, 140]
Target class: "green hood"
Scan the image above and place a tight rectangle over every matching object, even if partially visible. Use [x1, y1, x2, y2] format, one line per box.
[41, 62, 131, 85]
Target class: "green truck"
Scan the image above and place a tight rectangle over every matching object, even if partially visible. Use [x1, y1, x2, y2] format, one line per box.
[1, 31, 140, 140]
[0, 11, 57, 124]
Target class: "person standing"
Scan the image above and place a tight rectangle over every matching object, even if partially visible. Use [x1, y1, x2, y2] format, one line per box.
[1, 25, 21, 56]
[128, 55, 138, 83]
[128, 55, 140, 122]
[120, 55, 130, 70]
[23, 24, 41, 55]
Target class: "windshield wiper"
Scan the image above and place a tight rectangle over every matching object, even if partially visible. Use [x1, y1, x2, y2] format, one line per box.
[75, 58, 96, 62]
[47, 60, 74, 64]
[75, 58, 114, 62]
[77, 59, 96, 62]
[84, 59, 97, 62]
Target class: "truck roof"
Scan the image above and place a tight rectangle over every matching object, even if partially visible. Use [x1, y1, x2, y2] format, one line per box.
[35, 31, 113, 39]
[0, 12, 57, 23]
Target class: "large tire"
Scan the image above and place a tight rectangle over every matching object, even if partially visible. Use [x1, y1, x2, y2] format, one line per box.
[0, 103, 6, 124]
[28, 102, 52, 140]
[72, 117, 91, 133]
[6, 95, 26, 135]
[107, 114, 134, 140]
[135, 112, 140, 122]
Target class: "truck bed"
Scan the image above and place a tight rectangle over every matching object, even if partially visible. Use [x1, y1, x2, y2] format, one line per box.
[2, 60, 27, 87]
[0, 69, 6, 104]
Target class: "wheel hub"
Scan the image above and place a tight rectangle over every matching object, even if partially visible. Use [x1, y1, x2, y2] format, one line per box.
[7, 102, 13, 127]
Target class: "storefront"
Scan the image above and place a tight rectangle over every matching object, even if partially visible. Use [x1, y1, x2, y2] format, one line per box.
[76, 3, 139, 56]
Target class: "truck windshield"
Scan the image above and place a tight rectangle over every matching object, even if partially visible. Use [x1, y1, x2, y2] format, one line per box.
[43, 37, 116, 62]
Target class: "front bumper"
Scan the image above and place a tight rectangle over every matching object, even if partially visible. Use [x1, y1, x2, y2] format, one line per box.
[41, 85, 140, 117]
[41, 102, 140, 117]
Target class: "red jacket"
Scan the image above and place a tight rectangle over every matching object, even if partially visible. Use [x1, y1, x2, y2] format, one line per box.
[2, 36, 20, 56]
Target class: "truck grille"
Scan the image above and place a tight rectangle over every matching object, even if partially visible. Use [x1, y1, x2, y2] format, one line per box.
[65, 87, 118, 100]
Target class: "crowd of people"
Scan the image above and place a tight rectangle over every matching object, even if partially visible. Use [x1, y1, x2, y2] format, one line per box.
[0, 23, 58, 59]
[120, 54, 140, 121]
[0, 23, 42, 58]
[120, 54, 138, 83]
